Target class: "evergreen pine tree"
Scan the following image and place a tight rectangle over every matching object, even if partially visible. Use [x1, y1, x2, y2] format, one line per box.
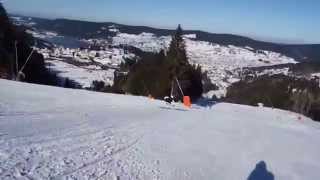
[165, 24, 203, 100]
[166, 24, 188, 79]
[113, 24, 203, 101]
[0, 2, 16, 79]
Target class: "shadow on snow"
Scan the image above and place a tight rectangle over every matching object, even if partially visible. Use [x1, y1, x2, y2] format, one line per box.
[194, 98, 219, 109]
[248, 161, 275, 180]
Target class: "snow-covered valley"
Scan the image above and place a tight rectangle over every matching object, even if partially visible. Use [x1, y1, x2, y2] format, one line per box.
[0, 79, 320, 180]
[40, 31, 298, 95]
[40, 46, 134, 88]
[10, 16, 301, 95]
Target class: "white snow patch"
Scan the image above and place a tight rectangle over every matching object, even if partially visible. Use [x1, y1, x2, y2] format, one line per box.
[257, 68, 290, 76]
[26, 30, 60, 39]
[47, 59, 115, 87]
[183, 34, 197, 39]
[113, 32, 171, 52]
[185, 39, 297, 94]
[312, 73, 320, 78]
[109, 25, 120, 33]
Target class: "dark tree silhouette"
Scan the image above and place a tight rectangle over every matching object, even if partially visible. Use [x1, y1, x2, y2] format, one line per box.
[0, 3, 58, 85]
[166, 25, 203, 100]
[166, 24, 188, 79]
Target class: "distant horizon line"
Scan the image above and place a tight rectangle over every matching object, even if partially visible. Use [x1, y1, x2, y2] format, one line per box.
[9, 12, 320, 46]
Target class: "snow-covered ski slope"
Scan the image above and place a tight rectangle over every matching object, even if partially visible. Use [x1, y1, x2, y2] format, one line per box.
[0, 80, 319, 180]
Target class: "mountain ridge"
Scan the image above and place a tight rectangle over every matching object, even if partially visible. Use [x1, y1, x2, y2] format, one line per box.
[10, 14, 320, 45]
[10, 14, 320, 62]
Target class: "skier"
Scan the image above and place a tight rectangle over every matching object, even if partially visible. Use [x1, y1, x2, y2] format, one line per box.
[164, 96, 174, 104]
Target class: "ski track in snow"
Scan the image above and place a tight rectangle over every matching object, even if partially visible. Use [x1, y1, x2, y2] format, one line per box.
[1, 80, 320, 180]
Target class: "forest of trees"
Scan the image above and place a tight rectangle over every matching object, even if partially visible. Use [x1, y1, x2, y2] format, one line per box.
[225, 74, 320, 122]
[110, 25, 204, 101]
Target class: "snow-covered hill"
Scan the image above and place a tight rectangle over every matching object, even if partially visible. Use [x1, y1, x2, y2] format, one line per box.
[0, 79, 319, 180]
[112, 32, 297, 96]
[39, 30, 298, 94]
[10, 15, 300, 93]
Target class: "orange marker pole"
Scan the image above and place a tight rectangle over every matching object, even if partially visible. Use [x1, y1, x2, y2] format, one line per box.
[183, 96, 191, 108]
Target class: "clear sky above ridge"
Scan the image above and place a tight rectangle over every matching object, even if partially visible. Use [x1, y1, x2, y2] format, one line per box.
[3, 0, 320, 44]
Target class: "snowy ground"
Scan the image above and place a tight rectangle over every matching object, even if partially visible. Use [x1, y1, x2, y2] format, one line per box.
[47, 58, 115, 88]
[10, 16, 36, 27]
[1, 79, 319, 180]
[112, 33, 171, 52]
[185, 39, 296, 97]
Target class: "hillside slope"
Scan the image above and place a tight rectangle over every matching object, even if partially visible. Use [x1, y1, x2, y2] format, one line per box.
[0, 79, 320, 180]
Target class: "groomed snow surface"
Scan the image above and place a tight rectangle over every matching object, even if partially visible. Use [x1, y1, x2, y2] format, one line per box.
[0, 80, 319, 180]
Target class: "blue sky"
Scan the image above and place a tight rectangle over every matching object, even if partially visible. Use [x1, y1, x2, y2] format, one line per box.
[3, 0, 320, 44]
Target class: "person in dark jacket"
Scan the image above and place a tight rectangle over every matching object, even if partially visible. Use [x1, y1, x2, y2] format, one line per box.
[164, 96, 174, 104]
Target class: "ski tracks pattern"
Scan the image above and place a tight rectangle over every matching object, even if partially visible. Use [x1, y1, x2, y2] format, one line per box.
[0, 118, 147, 180]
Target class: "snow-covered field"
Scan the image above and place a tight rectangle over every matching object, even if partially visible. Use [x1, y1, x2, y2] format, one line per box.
[113, 33, 171, 52]
[1, 79, 319, 180]
[47, 58, 115, 88]
[10, 16, 36, 27]
[38, 46, 134, 88]
[26, 29, 61, 39]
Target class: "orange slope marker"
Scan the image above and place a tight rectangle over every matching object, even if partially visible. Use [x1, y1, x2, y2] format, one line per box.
[183, 96, 191, 108]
